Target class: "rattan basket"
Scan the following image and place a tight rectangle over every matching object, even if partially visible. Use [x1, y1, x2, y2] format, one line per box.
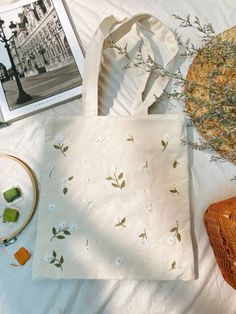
[204, 196, 236, 290]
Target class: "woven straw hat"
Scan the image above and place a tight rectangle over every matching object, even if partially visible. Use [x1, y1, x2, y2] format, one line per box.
[185, 26, 236, 164]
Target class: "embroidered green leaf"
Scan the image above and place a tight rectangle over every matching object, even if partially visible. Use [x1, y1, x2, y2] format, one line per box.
[63, 187, 68, 195]
[169, 186, 180, 195]
[173, 160, 179, 168]
[161, 140, 168, 151]
[118, 173, 123, 179]
[170, 227, 178, 232]
[60, 256, 64, 264]
[50, 258, 56, 264]
[68, 176, 74, 181]
[55, 263, 61, 268]
[64, 230, 71, 235]
[121, 180, 126, 188]
[53, 250, 57, 258]
[63, 146, 69, 153]
[177, 233, 181, 242]
[53, 145, 60, 149]
[112, 183, 119, 188]
[106, 176, 113, 180]
[115, 217, 127, 227]
[139, 229, 147, 239]
[121, 217, 126, 224]
[52, 227, 57, 235]
[126, 134, 134, 142]
[169, 261, 176, 271]
[57, 235, 65, 239]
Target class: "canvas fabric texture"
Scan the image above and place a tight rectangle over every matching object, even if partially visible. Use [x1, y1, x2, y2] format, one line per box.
[33, 14, 195, 280]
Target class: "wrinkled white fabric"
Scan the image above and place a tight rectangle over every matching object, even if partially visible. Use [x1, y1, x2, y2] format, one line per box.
[0, 0, 236, 313]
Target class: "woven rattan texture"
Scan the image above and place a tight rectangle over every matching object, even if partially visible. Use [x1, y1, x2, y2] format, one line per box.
[204, 196, 236, 290]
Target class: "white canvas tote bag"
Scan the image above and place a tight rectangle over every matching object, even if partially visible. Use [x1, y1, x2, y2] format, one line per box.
[33, 14, 195, 280]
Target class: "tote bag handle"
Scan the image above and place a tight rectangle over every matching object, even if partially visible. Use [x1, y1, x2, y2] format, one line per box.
[83, 13, 178, 116]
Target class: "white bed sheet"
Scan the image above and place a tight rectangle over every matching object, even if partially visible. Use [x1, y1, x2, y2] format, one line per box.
[0, 0, 236, 313]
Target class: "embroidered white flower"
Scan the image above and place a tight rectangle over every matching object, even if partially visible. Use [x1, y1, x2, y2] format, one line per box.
[111, 163, 121, 174]
[95, 136, 105, 143]
[61, 177, 73, 189]
[69, 224, 78, 231]
[63, 140, 70, 147]
[58, 221, 67, 229]
[48, 203, 56, 212]
[83, 200, 93, 208]
[115, 257, 124, 267]
[138, 239, 150, 248]
[55, 134, 64, 143]
[44, 254, 53, 262]
[145, 204, 152, 213]
[168, 236, 175, 245]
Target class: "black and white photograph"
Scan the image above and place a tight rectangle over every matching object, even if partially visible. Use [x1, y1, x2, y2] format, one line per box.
[0, 0, 84, 121]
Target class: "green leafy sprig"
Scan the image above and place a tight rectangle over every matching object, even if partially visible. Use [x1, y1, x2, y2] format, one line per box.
[170, 221, 181, 242]
[63, 176, 74, 195]
[139, 228, 147, 240]
[106, 172, 126, 189]
[50, 226, 71, 241]
[169, 185, 180, 195]
[115, 217, 126, 227]
[50, 251, 64, 271]
[161, 139, 169, 151]
[53, 142, 69, 157]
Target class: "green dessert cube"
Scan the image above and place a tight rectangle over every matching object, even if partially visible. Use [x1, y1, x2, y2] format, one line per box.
[3, 187, 21, 203]
[3, 208, 20, 223]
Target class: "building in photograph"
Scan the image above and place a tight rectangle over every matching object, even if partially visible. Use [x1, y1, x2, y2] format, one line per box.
[10, 0, 74, 77]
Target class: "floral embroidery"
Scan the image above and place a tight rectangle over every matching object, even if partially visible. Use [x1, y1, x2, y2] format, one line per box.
[48, 203, 56, 212]
[50, 223, 74, 241]
[161, 139, 168, 151]
[115, 257, 123, 267]
[138, 238, 150, 248]
[170, 221, 181, 242]
[126, 134, 134, 142]
[53, 135, 69, 157]
[69, 224, 78, 231]
[95, 136, 105, 143]
[173, 160, 179, 168]
[61, 176, 74, 195]
[114, 217, 126, 228]
[143, 161, 149, 173]
[45, 251, 64, 271]
[169, 185, 180, 195]
[145, 204, 152, 213]
[139, 228, 147, 240]
[169, 261, 176, 271]
[106, 171, 126, 189]
[83, 200, 93, 208]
